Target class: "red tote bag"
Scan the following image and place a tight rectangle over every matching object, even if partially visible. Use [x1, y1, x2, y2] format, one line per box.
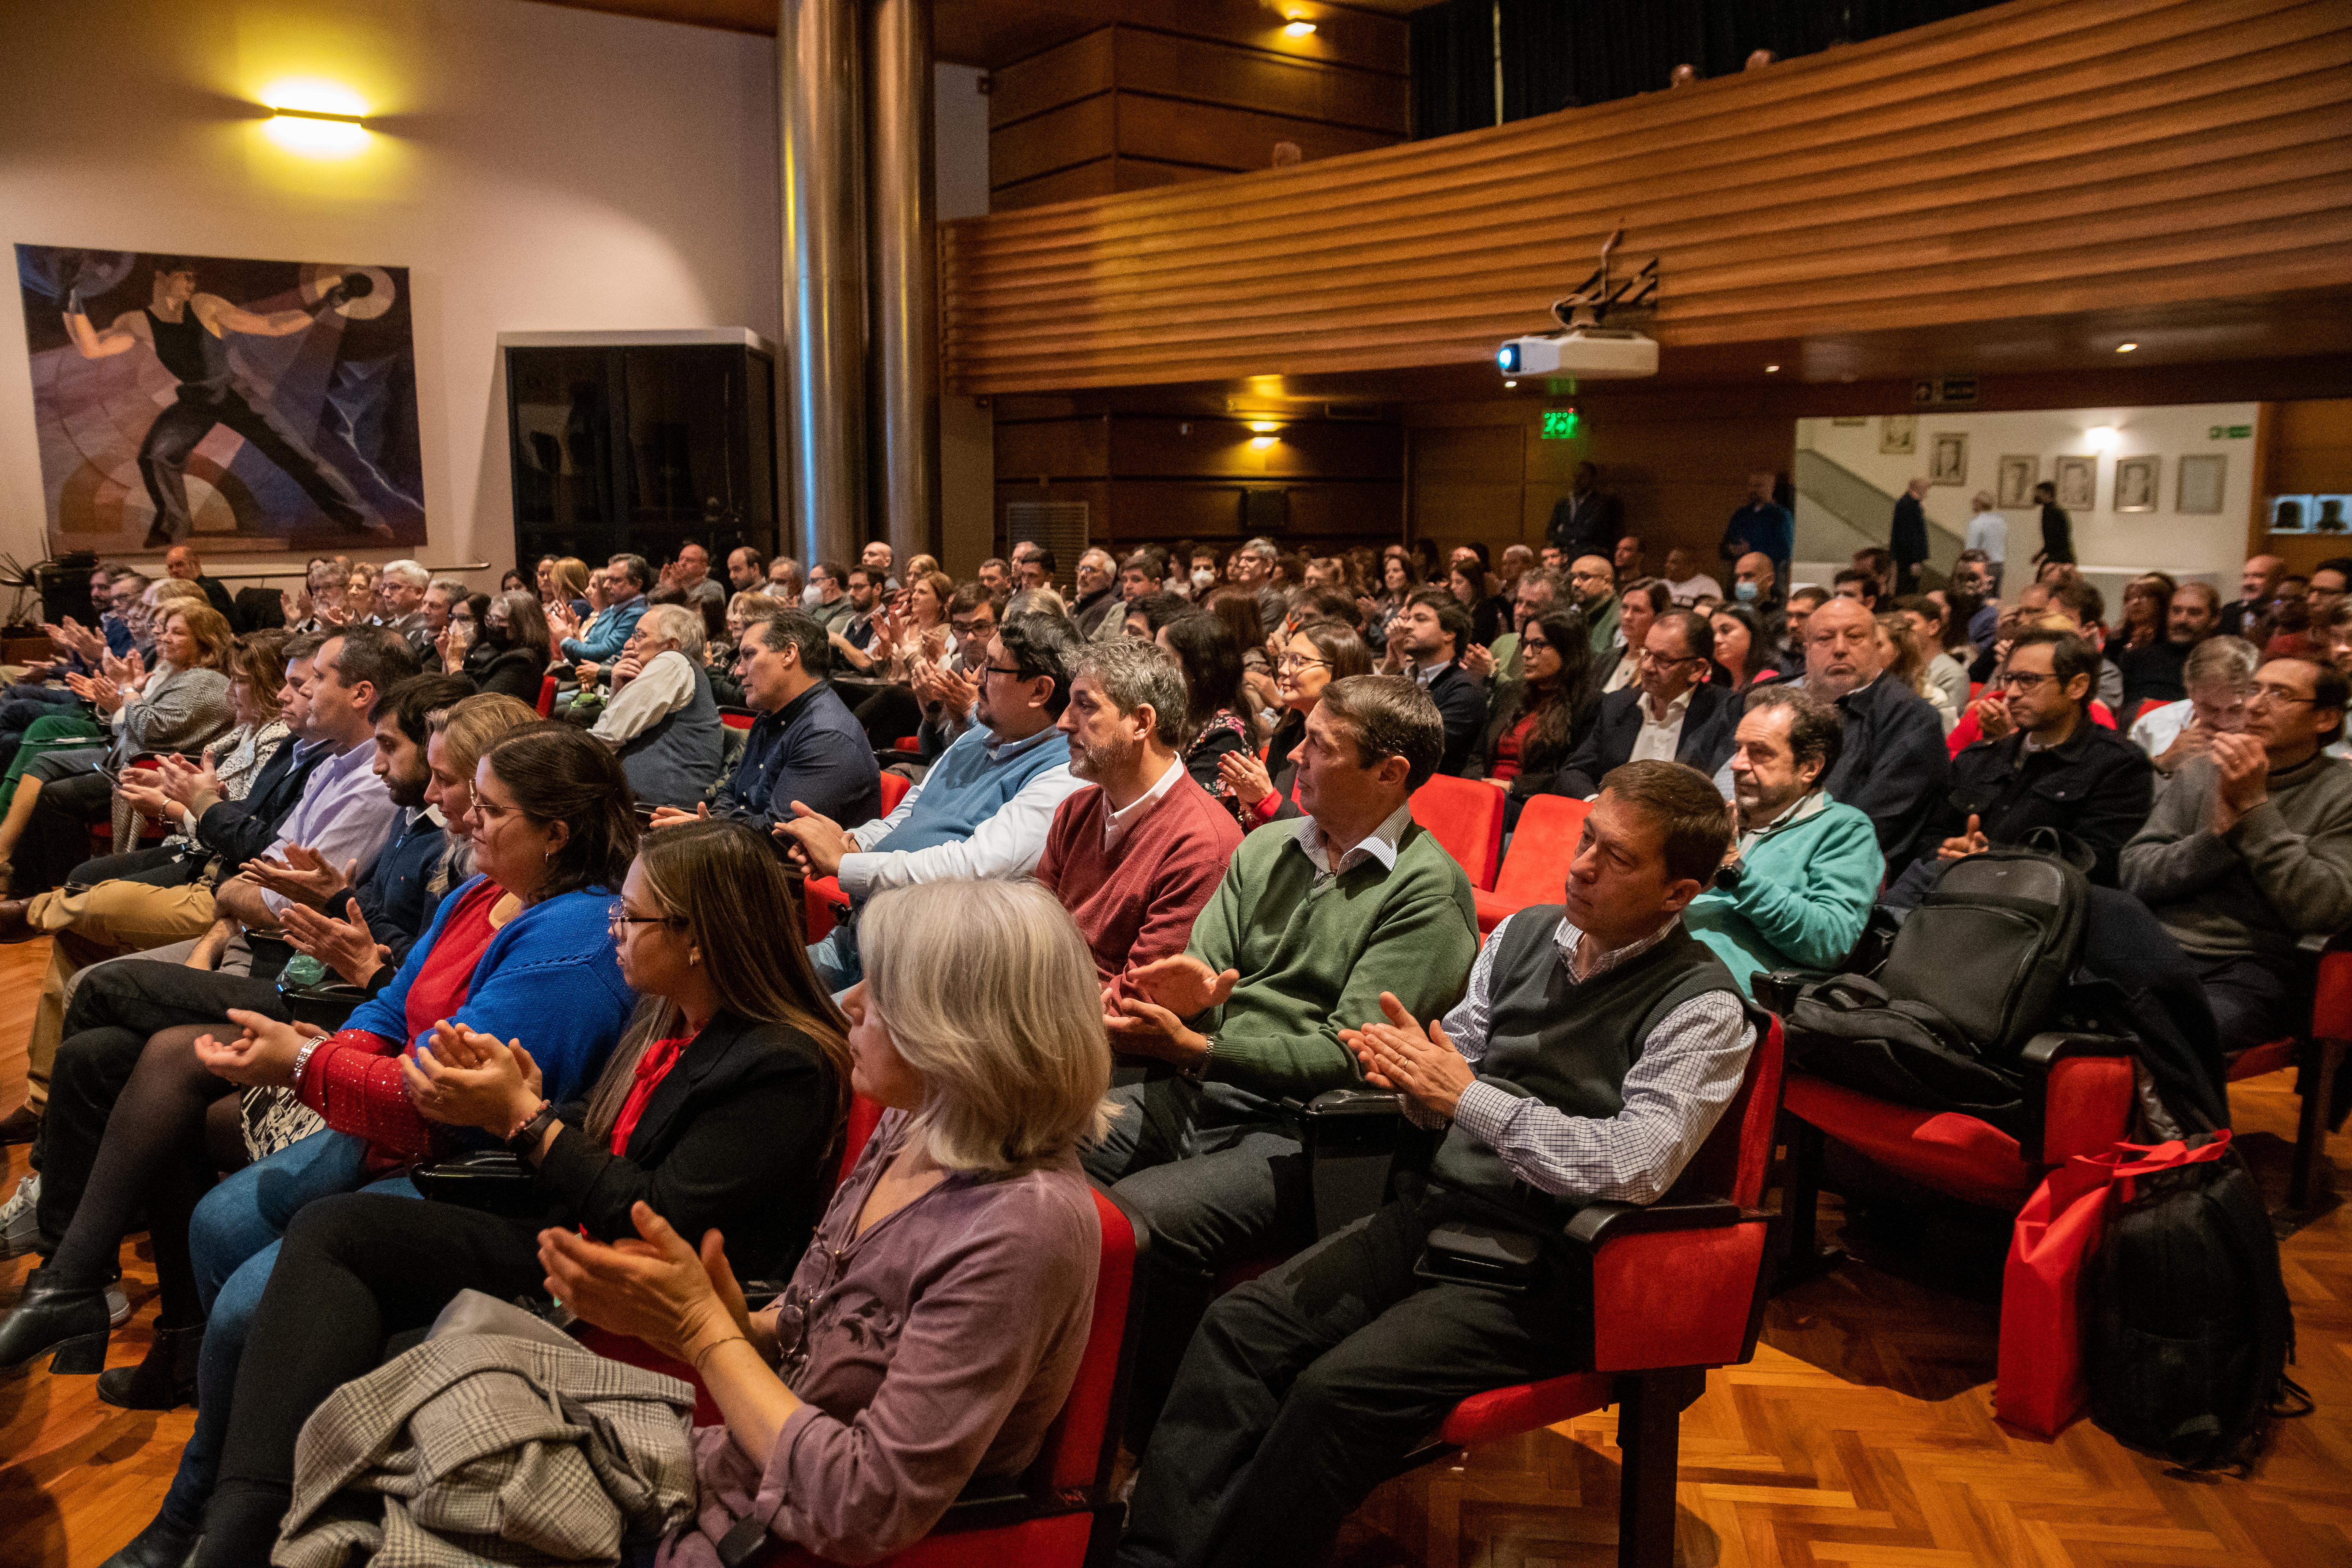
[1994, 1132, 2233, 1436]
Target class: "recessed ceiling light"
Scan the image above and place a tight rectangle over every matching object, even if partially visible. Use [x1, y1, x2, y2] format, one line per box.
[1764, 364, 1780, 373]
[1247, 420, 1281, 434]
[2116, 342, 2139, 353]
[1283, 19, 1316, 37]
[1503, 379, 1518, 388]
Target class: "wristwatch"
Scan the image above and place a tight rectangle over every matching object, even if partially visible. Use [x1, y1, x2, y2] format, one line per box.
[505, 1100, 557, 1156]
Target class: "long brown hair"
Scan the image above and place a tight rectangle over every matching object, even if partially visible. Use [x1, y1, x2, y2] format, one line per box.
[479, 723, 639, 899]
[167, 603, 235, 670]
[582, 819, 850, 1143]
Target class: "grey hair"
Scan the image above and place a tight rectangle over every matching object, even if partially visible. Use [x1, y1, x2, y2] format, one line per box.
[858, 879, 1115, 1173]
[1741, 682, 1846, 779]
[380, 559, 430, 590]
[2184, 634, 2259, 691]
[427, 577, 469, 603]
[634, 603, 707, 659]
[1243, 537, 1279, 562]
[1072, 637, 1187, 749]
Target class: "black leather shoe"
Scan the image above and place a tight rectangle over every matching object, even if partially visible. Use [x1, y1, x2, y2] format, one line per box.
[0, 1266, 112, 1374]
[0, 1103, 36, 1144]
[98, 1321, 204, 1410]
[0, 900, 36, 945]
[100, 1515, 200, 1568]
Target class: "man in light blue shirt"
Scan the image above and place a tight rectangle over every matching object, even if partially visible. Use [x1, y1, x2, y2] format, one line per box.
[560, 554, 650, 664]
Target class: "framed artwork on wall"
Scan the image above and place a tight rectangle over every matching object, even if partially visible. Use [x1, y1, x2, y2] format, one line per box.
[2317, 495, 2350, 534]
[1879, 415, 1916, 455]
[2176, 454, 2226, 515]
[2054, 455, 2097, 512]
[1929, 432, 1967, 486]
[2114, 455, 2160, 513]
[1997, 455, 2038, 509]
[13, 244, 425, 556]
[2270, 495, 2313, 533]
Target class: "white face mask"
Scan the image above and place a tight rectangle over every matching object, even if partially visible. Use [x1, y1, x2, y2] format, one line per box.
[1191, 568, 1216, 591]
[801, 583, 823, 608]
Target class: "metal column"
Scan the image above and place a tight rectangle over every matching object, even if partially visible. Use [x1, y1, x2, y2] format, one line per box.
[779, 0, 864, 568]
[865, 0, 940, 568]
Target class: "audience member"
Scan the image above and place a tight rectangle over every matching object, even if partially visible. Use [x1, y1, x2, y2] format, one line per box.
[2220, 554, 2285, 640]
[1447, 555, 1510, 648]
[1360, 553, 1413, 654]
[803, 562, 854, 635]
[1721, 468, 1793, 584]
[1661, 545, 1722, 607]
[1615, 534, 1647, 580]
[1381, 590, 1487, 776]
[1567, 554, 1620, 657]
[1086, 674, 1479, 1441]
[1546, 461, 1621, 564]
[190, 819, 853, 1568]
[784, 613, 1083, 992]
[1730, 550, 1781, 611]
[476, 591, 555, 702]
[1228, 538, 1288, 630]
[2132, 635, 2258, 787]
[1924, 629, 2153, 888]
[1036, 640, 1244, 1001]
[1830, 566, 1881, 612]
[649, 540, 729, 638]
[1708, 602, 1776, 695]
[1688, 687, 1880, 990]
[1123, 590, 1192, 642]
[1220, 620, 1374, 828]
[1121, 760, 1750, 1568]
[662, 609, 879, 836]
[371, 561, 434, 655]
[1556, 610, 1737, 797]
[1878, 610, 1959, 732]
[1891, 595, 1970, 715]
[2031, 479, 2074, 566]
[766, 555, 806, 602]
[726, 545, 766, 594]
[1965, 492, 2008, 591]
[2122, 657, 2352, 1058]
[582, 604, 722, 810]
[1474, 566, 1561, 686]
[557, 555, 649, 664]
[1158, 612, 1260, 806]
[1069, 548, 1122, 637]
[825, 564, 887, 671]
[1765, 595, 1950, 870]
[1464, 606, 1599, 822]
[1601, 579, 1667, 693]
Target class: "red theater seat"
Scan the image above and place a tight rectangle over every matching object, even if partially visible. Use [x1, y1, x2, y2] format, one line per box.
[535, 674, 557, 717]
[1473, 794, 1587, 935]
[2225, 943, 2352, 1211]
[1410, 775, 1504, 890]
[801, 774, 915, 941]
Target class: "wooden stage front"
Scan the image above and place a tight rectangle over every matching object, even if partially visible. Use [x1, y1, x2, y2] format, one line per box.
[2, 936, 2345, 1567]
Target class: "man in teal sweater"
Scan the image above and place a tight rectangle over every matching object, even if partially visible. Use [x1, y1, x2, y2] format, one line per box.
[1087, 675, 1478, 1440]
[1685, 685, 1883, 994]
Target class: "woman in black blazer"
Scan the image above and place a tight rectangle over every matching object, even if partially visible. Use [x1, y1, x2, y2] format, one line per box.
[457, 590, 553, 703]
[152, 822, 850, 1568]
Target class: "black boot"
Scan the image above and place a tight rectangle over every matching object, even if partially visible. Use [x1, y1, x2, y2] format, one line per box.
[0, 1265, 112, 1373]
[98, 1321, 204, 1410]
[100, 1513, 201, 1568]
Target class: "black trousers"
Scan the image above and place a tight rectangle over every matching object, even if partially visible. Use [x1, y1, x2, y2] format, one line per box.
[215, 1192, 546, 1496]
[1117, 1191, 1586, 1568]
[33, 958, 289, 1252]
[19, 764, 117, 896]
[139, 384, 362, 544]
[2201, 951, 2308, 1062]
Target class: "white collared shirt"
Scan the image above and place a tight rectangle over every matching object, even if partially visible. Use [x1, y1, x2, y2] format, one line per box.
[1292, 800, 1413, 886]
[1630, 685, 1695, 762]
[1101, 755, 1184, 852]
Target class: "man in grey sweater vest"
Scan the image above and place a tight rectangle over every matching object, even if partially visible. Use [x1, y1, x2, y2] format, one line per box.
[1118, 761, 1754, 1568]
[2121, 656, 2352, 1057]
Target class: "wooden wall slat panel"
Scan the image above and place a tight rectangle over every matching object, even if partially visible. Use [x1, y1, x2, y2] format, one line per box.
[988, 93, 1116, 190]
[988, 29, 1114, 130]
[943, 0, 2352, 393]
[990, 160, 1123, 212]
[1113, 94, 1399, 174]
[1111, 29, 1410, 135]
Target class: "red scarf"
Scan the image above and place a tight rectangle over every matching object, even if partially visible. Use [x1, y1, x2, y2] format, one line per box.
[608, 1034, 691, 1154]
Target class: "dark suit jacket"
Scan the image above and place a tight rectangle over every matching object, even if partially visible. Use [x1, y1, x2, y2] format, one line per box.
[193, 574, 240, 630]
[539, 1012, 844, 1279]
[1546, 489, 1622, 562]
[190, 733, 332, 871]
[1424, 661, 1490, 778]
[1891, 495, 1929, 567]
[1936, 720, 2153, 886]
[1764, 672, 1951, 869]
[1554, 681, 1738, 798]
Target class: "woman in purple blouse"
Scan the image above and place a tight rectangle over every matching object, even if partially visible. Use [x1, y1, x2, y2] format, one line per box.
[542, 877, 1113, 1565]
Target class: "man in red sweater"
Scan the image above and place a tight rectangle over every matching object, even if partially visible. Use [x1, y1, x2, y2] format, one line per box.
[1036, 640, 1242, 1004]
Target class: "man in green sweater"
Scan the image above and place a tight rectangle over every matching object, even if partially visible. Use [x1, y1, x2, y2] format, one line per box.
[1087, 674, 1478, 1439]
[1684, 685, 1883, 993]
[2122, 656, 2352, 1059]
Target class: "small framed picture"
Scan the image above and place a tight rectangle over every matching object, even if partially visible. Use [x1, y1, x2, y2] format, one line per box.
[2176, 454, 2226, 515]
[1997, 455, 2038, 509]
[1929, 433, 1967, 486]
[1879, 415, 1916, 455]
[2114, 455, 2159, 513]
[2269, 495, 2314, 533]
[2318, 495, 2351, 534]
[2054, 455, 2096, 512]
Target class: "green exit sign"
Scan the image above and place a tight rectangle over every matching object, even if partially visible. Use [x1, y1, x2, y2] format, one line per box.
[2209, 424, 2252, 438]
[1541, 408, 1581, 439]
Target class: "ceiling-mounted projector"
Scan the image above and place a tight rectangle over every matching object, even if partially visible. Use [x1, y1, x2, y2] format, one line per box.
[1497, 329, 1658, 379]
[1500, 226, 1658, 382]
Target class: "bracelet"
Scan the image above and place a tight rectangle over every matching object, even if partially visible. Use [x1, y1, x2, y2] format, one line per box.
[692, 1335, 749, 1372]
[289, 1031, 330, 1089]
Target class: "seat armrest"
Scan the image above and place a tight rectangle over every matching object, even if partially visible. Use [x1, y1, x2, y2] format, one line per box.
[1564, 1197, 1743, 1250]
[1290, 1089, 1408, 1241]
[2016, 1031, 2134, 1168]
[1754, 970, 1813, 1017]
[278, 978, 369, 1033]
[1301, 1087, 1407, 1119]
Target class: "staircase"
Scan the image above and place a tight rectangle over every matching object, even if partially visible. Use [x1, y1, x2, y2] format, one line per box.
[1792, 449, 1965, 585]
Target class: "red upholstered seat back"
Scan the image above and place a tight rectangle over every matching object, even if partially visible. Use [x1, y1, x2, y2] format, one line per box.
[877, 771, 912, 814]
[1666, 1013, 1783, 1208]
[536, 674, 557, 717]
[1409, 775, 1505, 890]
[1026, 1188, 1139, 1494]
[1488, 794, 1587, 909]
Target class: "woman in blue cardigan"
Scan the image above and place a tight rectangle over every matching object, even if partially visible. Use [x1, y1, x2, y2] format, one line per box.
[5, 724, 639, 1568]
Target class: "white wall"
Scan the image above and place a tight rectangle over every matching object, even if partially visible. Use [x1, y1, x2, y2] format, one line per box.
[934, 62, 993, 579]
[1797, 403, 2259, 583]
[0, 0, 780, 593]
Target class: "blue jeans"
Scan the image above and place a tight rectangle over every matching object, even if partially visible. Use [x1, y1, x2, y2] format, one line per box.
[152, 1130, 418, 1534]
[808, 922, 863, 994]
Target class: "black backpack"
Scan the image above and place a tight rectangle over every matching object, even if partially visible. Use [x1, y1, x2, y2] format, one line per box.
[1786, 846, 2090, 1130]
[2087, 1138, 2306, 1467]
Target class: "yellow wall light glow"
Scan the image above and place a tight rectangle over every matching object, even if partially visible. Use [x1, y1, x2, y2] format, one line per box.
[259, 78, 371, 157]
[2086, 425, 2120, 450]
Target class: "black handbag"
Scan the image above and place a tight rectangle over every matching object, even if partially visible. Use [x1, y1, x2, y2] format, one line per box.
[411, 1149, 544, 1221]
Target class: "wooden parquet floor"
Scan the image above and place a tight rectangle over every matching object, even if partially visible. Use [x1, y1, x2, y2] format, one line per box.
[1, 934, 2347, 1568]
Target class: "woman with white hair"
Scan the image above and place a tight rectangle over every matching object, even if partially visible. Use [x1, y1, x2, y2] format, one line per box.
[542, 877, 1111, 1566]
[589, 602, 724, 809]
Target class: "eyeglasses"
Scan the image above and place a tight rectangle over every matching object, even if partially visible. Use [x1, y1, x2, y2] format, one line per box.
[2000, 670, 2057, 691]
[982, 663, 1030, 680]
[1637, 649, 1704, 667]
[607, 900, 687, 936]
[1275, 654, 1328, 672]
[2248, 683, 2318, 706]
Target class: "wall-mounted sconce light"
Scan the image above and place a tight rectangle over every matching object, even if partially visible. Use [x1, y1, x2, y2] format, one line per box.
[259, 80, 371, 157]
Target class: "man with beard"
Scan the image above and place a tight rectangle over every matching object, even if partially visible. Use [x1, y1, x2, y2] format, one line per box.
[1034, 640, 1242, 1002]
[1378, 591, 1486, 776]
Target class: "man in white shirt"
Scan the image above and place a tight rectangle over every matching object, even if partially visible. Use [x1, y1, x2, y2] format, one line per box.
[1661, 545, 1723, 606]
[1965, 492, 2009, 592]
[2132, 634, 2259, 794]
[1555, 610, 1737, 795]
[588, 604, 722, 810]
[781, 612, 1086, 991]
